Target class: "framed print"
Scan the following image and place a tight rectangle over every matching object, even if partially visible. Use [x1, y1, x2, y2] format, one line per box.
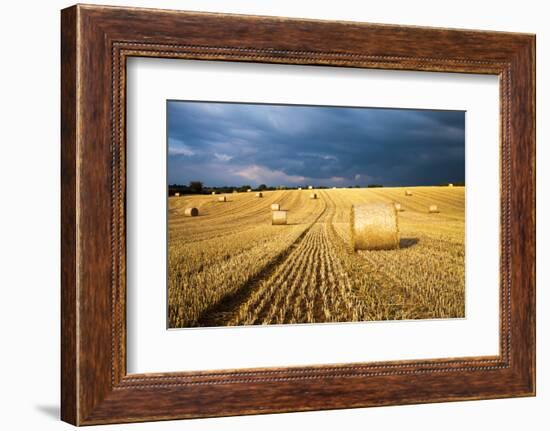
[164, 100, 467, 329]
[61, 4, 535, 425]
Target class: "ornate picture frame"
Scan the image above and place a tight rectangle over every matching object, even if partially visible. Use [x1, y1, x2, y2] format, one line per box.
[61, 4, 535, 425]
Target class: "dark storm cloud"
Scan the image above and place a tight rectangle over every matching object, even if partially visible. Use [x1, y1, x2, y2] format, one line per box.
[167, 101, 465, 187]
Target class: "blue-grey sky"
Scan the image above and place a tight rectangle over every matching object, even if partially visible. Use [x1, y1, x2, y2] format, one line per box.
[167, 101, 465, 187]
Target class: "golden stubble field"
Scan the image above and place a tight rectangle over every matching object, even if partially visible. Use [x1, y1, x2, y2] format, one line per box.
[168, 187, 465, 328]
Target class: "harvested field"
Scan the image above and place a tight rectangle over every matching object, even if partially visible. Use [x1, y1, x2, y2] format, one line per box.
[168, 186, 465, 328]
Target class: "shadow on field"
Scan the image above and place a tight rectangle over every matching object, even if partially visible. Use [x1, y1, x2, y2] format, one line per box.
[400, 238, 419, 249]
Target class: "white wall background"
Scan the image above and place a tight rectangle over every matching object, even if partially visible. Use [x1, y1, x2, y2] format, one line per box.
[0, 0, 546, 429]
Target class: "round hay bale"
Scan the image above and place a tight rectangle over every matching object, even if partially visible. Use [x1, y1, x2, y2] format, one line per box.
[256, 192, 263, 198]
[394, 202, 404, 212]
[174, 192, 180, 197]
[271, 203, 281, 211]
[184, 207, 198, 217]
[310, 193, 318, 199]
[350, 203, 399, 251]
[448, 183, 454, 187]
[211, 191, 216, 195]
[247, 189, 252, 192]
[405, 190, 413, 196]
[308, 185, 313, 190]
[428, 204, 440, 213]
[272, 210, 287, 225]
[218, 196, 227, 202]
[298, 187, 302, 190]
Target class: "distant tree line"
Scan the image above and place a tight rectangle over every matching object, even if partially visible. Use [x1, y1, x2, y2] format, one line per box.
[168, 181, 252, 196]
[168, 181, 463, 196]
[168, 182, 291, 195]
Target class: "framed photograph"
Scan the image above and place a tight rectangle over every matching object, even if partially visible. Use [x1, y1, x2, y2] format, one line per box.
[61, 4, 535, 425]
[164, 100, 467, 329]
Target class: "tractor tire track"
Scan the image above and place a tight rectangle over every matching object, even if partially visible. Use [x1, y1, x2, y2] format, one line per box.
[194, 198, 328, 326]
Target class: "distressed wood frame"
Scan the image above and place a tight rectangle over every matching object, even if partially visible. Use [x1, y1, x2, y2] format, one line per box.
[61, 4, 536, 426]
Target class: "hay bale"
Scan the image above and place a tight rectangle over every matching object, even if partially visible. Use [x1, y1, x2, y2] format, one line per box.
[448, 183, 454, 187]
[350, 202, 400, 251]
[394, 202, 404, 212]
[310, 193, 318, 199]
[218, 196, 227, 202]
[184, 207, 198, 217]
[211, 191, 216, 195]
[247, 189, 252, 192]
[405, 190, 413, 196]
[272, 210, 287, 225]
[298, 187, 302, 190]
[174, 192, 180, 197]
[308, 185, 313, 190]
[271, 203, 281, 211]
[256, 192, 263, 198]
[428, 204, 440, 213]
